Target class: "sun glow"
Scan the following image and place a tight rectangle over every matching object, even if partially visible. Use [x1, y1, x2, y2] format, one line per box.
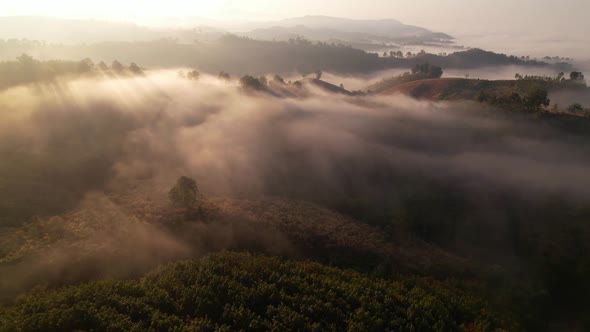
[2, 0, 229, 24]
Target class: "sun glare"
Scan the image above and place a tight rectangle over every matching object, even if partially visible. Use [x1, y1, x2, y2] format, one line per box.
[3, 0, 229, 22]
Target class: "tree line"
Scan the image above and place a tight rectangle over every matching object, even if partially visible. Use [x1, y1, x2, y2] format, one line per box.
[0, 54, 144, 91]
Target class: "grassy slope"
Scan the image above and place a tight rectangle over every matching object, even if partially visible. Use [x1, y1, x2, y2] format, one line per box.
[379, 77, 588, 106]
[379, 78, 525, 100]
[265, 78, 354, 97]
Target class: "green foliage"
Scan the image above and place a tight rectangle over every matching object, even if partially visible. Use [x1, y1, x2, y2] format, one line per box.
[129, 62, 144, 75]
[186, 70, 200, 80]
[0, 55, 145, 91]
[218, 71, 231, 81]
[0, 252, 514, 331]
[367, 63, 443, 93]
[112, 60, 124, 72]
[567, 103, 584, 113]
[168, 176, 199, 209]
[272, 74, 285, 84]
[477, 91, 524, 109]
[570, 71, 585, 82]
[0, 38, 566, 77]
[239, 75, 266, 91]
[514, 71, 586, 89]
[477, 86, 551, 112]
[411, 62, 443, 78]
[524, 88, 550, 110]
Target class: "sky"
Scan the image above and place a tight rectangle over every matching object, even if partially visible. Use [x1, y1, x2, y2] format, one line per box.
[3, 0, 589, 57]
[3, 0, 588, 31]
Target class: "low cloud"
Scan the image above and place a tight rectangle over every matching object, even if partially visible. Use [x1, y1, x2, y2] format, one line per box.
[2, 70, 590, 299]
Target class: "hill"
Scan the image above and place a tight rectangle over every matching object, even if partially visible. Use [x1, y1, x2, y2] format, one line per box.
[380, 78, 515, 100]
[0, 15, 452, 46]
[2, 67, 590, 329]
[277, 16, 453, 41]
[379, 78, 589, 103]
[243, 15, 453, 46]
[0, 55, 144, 92]
[242, 76, 355, 97]
[0, 178, 475, 303]
[0, 252, 515, 331]
[294, 78, 354, 96]
[0, 38, 566, 76]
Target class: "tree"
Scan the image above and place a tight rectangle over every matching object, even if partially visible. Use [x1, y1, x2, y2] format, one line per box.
[129, 63, 143, 75]
[524, 88, 550, 110]
[17, 53, 35, 65]
[78, 58, 94, 73]
[111, 60, 124, 72]
[169, 176, 199, 209]
[273, 74, 285, 84]
[411, 62, 443, 78]
[239, 75, 265, 91]
[218, 71, 231, 81]
[556, 72, 565, 81]
[97, 61, 108, 71]
[570, 72, 585, 82]
[187, 70, 200, 80]
[567, 103, 584, 113]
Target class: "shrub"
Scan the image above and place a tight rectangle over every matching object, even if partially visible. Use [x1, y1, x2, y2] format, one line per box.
[168, 176, 199, 209]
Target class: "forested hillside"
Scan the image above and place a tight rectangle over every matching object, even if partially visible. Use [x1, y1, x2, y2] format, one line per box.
[0, 37, 567, 76]
[0, 252, 515, 332]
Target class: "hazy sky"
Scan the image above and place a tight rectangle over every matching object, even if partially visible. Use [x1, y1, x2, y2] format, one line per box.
[3, 0, 588, 32]
[3, 0, 589, 57]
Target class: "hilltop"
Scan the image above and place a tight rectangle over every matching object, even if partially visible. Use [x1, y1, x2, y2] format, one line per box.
[379, 76, 588, 105]
[243, 15, 453, 46]
[0, 15, 452, 48]
[0, 37, 567, 76]
[380, 78, 522, 100]
[0, 252, 515, 331]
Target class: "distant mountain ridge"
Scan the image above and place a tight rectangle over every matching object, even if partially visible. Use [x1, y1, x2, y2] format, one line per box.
[0, 15, 452, 47]
[243, 15, 453, 44]
[278, 15, 452, 38]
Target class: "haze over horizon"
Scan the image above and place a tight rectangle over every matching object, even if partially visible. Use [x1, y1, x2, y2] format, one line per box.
[3, 0, 589, 59]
